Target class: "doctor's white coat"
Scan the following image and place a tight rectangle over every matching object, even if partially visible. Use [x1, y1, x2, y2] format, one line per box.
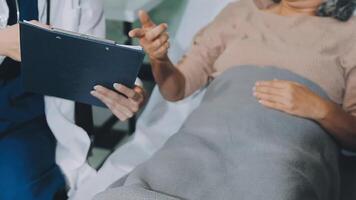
[43, 0, 106, 198]
[0, 0, 105, 198]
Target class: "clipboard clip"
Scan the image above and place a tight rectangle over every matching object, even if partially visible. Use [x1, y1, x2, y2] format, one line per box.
[51, 28, 117, 45]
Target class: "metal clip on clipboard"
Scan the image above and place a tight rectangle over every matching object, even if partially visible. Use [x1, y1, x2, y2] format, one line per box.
[23, 20, 142, 50]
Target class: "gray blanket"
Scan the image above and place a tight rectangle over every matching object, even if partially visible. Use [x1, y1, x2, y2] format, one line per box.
[94, 66, 340, 200]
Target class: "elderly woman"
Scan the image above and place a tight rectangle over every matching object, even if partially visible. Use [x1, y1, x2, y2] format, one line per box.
[95, 0, 356, 199]
[130, 0, 356, 148]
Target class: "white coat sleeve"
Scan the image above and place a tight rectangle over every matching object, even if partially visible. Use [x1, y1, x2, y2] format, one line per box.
[78, 0, 105, 37]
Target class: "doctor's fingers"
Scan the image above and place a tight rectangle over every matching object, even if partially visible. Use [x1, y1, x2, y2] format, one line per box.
[111, 108, 132, 122]
[109, 95, 137, 119]
[114, 84, 142, 109]
[97, 86, 140, 114]
[92, 90, 134, 120]
[114, 84, 136, 98]
[111, 93, 139, 113]
[91, 86, 134, 115]
[108, 95, 136, 121]
[93, 85, 133, 108]
[133, 86, 146, 104]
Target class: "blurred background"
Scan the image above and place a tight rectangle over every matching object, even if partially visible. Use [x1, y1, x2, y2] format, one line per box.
[89, 0, 188, 168]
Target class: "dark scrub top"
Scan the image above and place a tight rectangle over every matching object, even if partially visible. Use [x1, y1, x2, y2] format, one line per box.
[0, 0, 43, 135]
[0, 0, 65, 199]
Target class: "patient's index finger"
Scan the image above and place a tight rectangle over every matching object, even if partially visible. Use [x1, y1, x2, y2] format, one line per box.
[139, 10, 155, 28]
[129, 28, 145, 38]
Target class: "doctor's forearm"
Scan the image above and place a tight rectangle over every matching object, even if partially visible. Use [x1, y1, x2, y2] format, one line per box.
[0, 24, 21, 61]
[0, 30, 8, 56]
[150, 56, 186, 102]
[317, 101, 356, 150]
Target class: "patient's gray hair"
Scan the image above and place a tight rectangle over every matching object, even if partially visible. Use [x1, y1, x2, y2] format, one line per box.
[272, 0, 356, 21]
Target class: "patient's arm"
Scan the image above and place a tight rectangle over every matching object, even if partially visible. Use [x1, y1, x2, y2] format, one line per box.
[149, 56, 186, 101]
[129, 11, 186, 102]
[318, 102, 356, 150]
[320, 68, 356, 150]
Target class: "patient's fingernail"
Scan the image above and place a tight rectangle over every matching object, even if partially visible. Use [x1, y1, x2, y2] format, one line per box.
[129, 31, 135, 37]
[113, 83, 119, 88]
[93, 85, 99, 90]
[90, 91, 96, 95]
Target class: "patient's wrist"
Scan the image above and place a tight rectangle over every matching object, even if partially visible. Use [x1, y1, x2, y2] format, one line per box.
[150, 54, 170, 64]
[315, 100, 335, 122]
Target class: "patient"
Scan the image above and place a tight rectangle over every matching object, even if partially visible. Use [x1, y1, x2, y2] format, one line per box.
[95, 0, 356, 199]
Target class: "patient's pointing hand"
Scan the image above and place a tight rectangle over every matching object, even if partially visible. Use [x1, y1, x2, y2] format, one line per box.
[129, 10, 170, 61]
[91, 84, 146, 122]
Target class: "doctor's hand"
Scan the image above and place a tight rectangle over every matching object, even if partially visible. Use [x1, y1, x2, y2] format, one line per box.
[91, 84, 146, 121]
[0, 21, 49, 61]
[129, 10, 170, 62]
[253, 80, 331, 121]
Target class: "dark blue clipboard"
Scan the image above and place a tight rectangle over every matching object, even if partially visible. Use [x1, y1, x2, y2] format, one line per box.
[19, 22, 145, 107]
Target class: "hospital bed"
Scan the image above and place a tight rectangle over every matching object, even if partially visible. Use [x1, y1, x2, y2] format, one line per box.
[74, 1, 356, 199]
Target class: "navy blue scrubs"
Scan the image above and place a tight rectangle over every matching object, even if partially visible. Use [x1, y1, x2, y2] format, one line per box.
[0, 0, 65, 199]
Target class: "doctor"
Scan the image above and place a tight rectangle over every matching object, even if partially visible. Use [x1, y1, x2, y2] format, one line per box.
[0, 0, 145, 199]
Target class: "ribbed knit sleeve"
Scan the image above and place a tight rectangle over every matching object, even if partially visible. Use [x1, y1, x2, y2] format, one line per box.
[176, 2, 238, 98]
